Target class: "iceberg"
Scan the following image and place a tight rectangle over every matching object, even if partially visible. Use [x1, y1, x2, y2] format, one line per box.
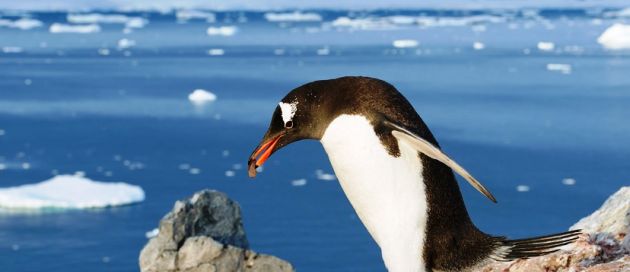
[291, 179, 307, 187]
[49, 23, 101, 33]
[0, 18, 43, 30]
[0, 175, 145, 210]
[392, 39, 419, 48]
[537, 41, 555, 51]
[597, 23, 630, 50]
[176, 10, 216, 22]
[207, 48, 225, 56]
[188, 89, 217, 104]
[264, 11, 322, 22]
[547, 63, 572, 74]
[473, 42, 485, 50]
[117, 38, 136, 49]
[206, 26, 237, 36]
[67, 13, 148, 29]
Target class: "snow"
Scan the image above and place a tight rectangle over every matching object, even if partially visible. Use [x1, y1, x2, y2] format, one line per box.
[206, 26, 237, 36]
[473, 41, 485, 50]
[264, 11, 322, 22]
[291, 179, 307, 187]
[0, 18, 42, 30]
[392, 39, 419, 48]
[207, 48, 225, 56]
[176, 10, 216, 22]
[0, 175, 145, 209]
[49, 23, 101, 33]
[547, 63, 572, 74]
[537, 41, 555, 51]
[188, 89, 217, 104]
[516, 185, 530, 192]
[598, 23, 630, 50]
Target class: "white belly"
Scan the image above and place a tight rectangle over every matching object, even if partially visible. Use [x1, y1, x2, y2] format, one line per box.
[320, 114, 428, 272]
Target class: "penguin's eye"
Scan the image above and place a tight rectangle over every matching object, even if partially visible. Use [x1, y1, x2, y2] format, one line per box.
[284, 121, 294, 129]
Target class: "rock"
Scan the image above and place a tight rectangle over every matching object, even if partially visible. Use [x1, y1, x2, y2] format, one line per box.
[481, 186, 630, 272]
[139, 190, 294, 272]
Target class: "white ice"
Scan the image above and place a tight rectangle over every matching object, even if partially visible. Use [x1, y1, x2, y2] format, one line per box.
[207, 48, 225, 56]
[49, 23, 101, 33]
[2, 46, 24, 53]
[547, 63, 572, 74]
[117, 38, 136, 49]
[0, 175, 145, 209]
[264, 11, 322, 22]
[537, 41, 555, 51]
[392, 39, 419, 48]
[67, 13, 147, 28]
[598, 23, 630, 50]
[473, 42, 485, 50]
[176, 10, 216, 22]
[188, 89, 217, 104]
[291, 179, 307, 187]
[206, 26, 237, 36]
[516, 185, 530, 192]
[315, 169, 336, 181]
[562, 178, 576, 185]
[0, 18, 43, 30]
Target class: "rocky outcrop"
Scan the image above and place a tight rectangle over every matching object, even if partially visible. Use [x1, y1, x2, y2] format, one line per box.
[139, 190, 294, 272]
[481, 186, 630, 272]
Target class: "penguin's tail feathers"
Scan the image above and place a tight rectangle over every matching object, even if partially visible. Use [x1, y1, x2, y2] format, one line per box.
[489, 229, 582, 261]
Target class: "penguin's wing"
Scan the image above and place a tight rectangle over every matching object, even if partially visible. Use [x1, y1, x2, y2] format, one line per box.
[383, 120, 497, 203]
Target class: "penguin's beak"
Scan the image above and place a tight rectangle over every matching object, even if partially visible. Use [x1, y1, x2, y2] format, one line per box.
[248, 132, 285, 178]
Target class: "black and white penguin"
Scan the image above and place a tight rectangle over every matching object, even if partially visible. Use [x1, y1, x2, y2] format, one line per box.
[247, 76, 579, 272]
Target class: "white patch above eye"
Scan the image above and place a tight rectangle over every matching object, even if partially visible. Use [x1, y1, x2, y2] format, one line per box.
[278, 101, 298, 124]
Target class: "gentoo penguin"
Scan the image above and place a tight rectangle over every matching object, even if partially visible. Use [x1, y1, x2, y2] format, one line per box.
[247, 76, 579, 272]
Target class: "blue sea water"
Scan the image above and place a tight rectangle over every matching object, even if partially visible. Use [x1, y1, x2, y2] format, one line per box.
[0, 8, 629, 272]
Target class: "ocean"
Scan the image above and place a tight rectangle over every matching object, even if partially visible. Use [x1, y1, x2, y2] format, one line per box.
[0, 8, 629, 271]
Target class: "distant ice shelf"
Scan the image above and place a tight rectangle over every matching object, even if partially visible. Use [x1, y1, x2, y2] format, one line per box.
[0, 175, 145, 210]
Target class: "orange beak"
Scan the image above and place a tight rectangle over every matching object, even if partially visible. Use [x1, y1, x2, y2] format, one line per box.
[248, 133, 284, 178]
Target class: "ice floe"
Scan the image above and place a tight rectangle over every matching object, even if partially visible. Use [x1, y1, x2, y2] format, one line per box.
[0, 175, 145, 210]
[537, 41, 555, 51]
[0, 18, 43, 30]
[67, 13, 148, 29]
[516, 185, 530, 192]
[176, 10, 216, 22]
[207, 48, 225, 56]
[473, 42, 485, 50]
[597, 23, 630, 50]
[225, 170, 235, 177]
[188, 89, 217, 104]
[547, 63, 572, 74]
[206, 26, 237, 36]
[49, 23, 101, 33]
[562, 178, 576, 186]
[330, 14, 505, 31]
[117, 38, 136, 49]
[291, 179, 307, 187]
[392, 39, 419, 48]
[315, 169, 336, 181]
[2, 46, 23, 53]
[264, 11, 322, 22]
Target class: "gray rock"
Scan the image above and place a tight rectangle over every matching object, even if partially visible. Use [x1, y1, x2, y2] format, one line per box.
[139, 190, 294, 272]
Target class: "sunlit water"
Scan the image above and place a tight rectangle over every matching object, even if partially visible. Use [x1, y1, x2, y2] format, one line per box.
[0, 9, 629, 272]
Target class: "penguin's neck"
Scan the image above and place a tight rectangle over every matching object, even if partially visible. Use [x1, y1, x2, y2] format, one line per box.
[320, 114, 429, 272]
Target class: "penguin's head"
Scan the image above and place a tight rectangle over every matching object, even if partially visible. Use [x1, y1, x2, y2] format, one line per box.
[247, 83, 332, 178]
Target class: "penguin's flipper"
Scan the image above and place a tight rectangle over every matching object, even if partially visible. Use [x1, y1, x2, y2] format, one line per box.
[384, 120, 497, 203]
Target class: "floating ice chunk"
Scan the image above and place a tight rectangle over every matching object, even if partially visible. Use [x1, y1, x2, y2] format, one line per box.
[315, 169, 336, 181]
[603, 7, 630, 18]
[49, 23, 101, 34]
[188, 89, 217, 105]
[0, 129, 4, 136]
[0, 18, 43, 30]
[562, 178, 576, 186]
[176, 10, 216, 22]
[316, 46, 330, 55]
[473, 42, 485, 50]
[145, 228, 159, 239]
[291, 179, 307, 187]
[189, 168, 200, 175]
[0, 164, 6, 170]
[207, 48, 225, 56]
[392, 39, 419, 48]
[222, 150, 230, 157]
[0, 175, 145, 209]
[98, 48, 110, 56]
[232, 164, 242, 170]
[331, 17, 396, 31]
[264, 11, 322, 22]
[273, 48, 285, 55]
[516, 185, 530, 192]
[2, 46, 23, 53]
[125, 18, 148, 29]
[117, 38, 136, 49]
[69, 13, 126, 24]
[21, 163, 31, 170]
[178, 163, 191, 170]
[537, 41, 555, 51]
[388, 16, 416, 25]
[206, 26, 237, 36]
[225, 170, 235, 177]
[598, 23, 630, 50]
[547, 63, 572, 74]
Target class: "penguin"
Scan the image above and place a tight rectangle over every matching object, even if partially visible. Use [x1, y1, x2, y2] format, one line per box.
[247, 76, 580, 272]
